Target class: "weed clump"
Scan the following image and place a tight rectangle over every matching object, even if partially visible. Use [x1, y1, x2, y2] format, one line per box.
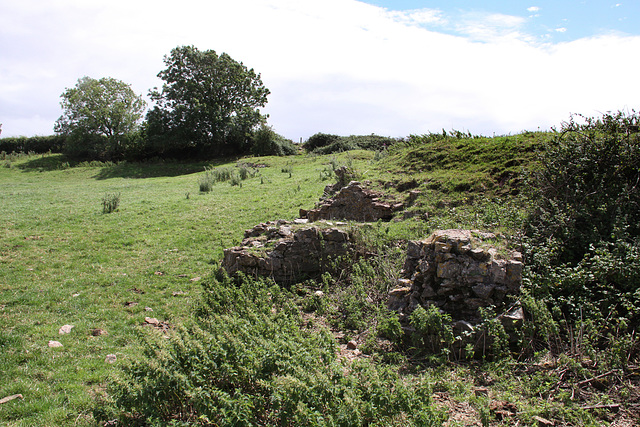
[101, 192, 120, 213]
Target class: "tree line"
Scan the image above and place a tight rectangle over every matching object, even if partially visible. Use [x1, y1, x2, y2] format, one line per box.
[3, 45, 298, 161]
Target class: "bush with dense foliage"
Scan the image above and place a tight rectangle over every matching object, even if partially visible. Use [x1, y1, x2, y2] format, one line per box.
[524, 110, 640, 341]
[304, 133, 397, 154]
[98, 271, 446, 426]
[251, 125, 297, 156]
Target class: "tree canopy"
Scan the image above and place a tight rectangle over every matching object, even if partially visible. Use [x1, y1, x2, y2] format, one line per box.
[55, 76, 146, 138]
[147, 45, 270, 157]
[54, 76, 146, 160]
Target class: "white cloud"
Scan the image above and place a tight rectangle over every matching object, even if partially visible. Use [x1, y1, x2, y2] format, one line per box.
[527, 6, 540, 12]
[1, 0, 639, 139]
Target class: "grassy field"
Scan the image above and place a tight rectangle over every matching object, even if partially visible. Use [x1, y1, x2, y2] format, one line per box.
[1, 151, 375, 426]
[2, 133, 636, 426]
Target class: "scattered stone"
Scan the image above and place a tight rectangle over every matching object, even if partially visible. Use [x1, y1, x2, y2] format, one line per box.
[0, 394, 23, 404]
[172, 291, 186, 296]
[489, 400, 518, 420]
[294, 218, 309, 224]
[58, 324, 74, 334]
[314, 290, 324, 297]
[129, 287, 145, 294]
[532, 415, 554, 426]
[347, 340, 358, 350]
[48, 340, 63, 348]
[176, 274, 188, 278]
[190, 277, 201, 282]
[105, 354, 117, 364]
[145, 317, 160, 326]
[124, 301, 138, 307]
[154, 271, 164, 276]
[72, 293, 80, 297]
[145, 307, 153, 312]
[90, 328, 108, 336]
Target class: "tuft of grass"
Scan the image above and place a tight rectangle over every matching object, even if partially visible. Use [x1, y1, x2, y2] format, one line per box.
[101, 192, 120, 213]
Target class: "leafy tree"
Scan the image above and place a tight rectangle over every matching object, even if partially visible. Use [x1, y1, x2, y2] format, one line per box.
[147, 45, 270, 158]
[55, 77, 146, 160]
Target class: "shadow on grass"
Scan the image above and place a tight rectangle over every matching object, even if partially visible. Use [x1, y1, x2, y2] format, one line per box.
[92, 157, 238, 179]
[16, 154, 69, 171]
[16, 154, 238, 179]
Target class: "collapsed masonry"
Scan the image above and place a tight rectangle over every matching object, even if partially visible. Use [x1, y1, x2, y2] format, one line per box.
[222, 220, 353, 285]
[300, 181, 404, 222]
[389, 229, 523, 326]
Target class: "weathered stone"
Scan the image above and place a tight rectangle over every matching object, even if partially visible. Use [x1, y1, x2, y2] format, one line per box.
[58, 324, 74, 335]
[305, 181, 403, 222]
[394, 229, 522, 323]
[223, 221, 353, 285]
[48, 340, 63, 348]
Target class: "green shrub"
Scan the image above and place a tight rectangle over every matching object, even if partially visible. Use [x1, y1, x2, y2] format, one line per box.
[251, 125, 297, 156]
[525, 110, 640, 265]
[523, 110, 640, 360]
[0, 135, 66, 154]
[409, 305, 455, 355]
[99, 272, 446, 426]
[303, 132, 339, 152]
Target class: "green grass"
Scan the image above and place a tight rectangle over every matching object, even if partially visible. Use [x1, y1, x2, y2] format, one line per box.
[2, 136, 631, 426]
[0, 152, 370, 426]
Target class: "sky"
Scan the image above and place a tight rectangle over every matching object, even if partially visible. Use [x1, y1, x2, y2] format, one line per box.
[1, 0, 639, 140]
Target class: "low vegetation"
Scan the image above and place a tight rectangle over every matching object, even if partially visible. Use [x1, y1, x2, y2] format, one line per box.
[1, 111, 639, 426]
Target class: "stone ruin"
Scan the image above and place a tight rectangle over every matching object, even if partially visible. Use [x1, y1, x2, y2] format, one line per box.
[222, 220, 353, 285]
[300, 180, 403, 222]
[389, 229, 523, 324]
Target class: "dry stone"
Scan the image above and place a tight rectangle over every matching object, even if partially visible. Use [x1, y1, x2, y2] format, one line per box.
[390, 229, 522, 323]
[302, 181, 403, 222]
[222, 220, 353, 285]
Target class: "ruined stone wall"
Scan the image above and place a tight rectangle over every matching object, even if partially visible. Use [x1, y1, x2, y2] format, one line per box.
[301, 181, 403, 222]
[389, 229, 523, 323]
[222, 220, 352, 285]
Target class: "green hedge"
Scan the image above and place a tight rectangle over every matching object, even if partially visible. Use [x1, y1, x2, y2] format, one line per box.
[0, 135, 66, 154]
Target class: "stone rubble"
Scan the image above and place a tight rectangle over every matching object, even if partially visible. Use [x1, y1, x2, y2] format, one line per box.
[222, 220, 353, 285]
[301, 181, 403, 222]
[389, 229, 523, 324]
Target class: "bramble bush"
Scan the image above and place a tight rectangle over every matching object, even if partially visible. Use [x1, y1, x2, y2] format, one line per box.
[524, 110, 640, 359]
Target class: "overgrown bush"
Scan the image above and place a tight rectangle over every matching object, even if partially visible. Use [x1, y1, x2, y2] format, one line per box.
[524, 110, 640, 355]
[98, 271, 446, 426]
[303, 132, 339, 152]
[303, 133, 396, 154]
[251, 124, 297, 156]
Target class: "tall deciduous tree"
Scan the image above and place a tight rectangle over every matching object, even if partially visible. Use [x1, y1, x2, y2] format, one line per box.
[56, 76, 146, 138]
[147, 45, 270, 157]
[55, 76, 146, 160]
